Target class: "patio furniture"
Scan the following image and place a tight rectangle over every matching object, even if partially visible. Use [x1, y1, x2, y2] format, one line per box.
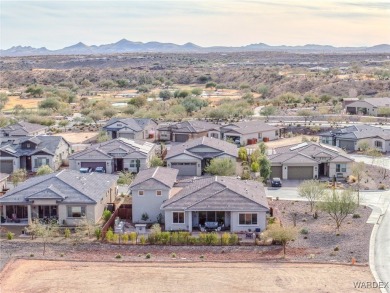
[199, 225, 206, 232]
[135, 224, 147, 234]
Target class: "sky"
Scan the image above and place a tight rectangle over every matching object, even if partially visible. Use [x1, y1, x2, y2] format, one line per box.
[1, 0, 390, 50]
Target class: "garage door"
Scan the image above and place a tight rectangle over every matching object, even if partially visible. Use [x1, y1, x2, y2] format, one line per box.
[288, 166, 313, 180]
[0, 160, 14, 174]
[175, 134, 189, 142]
[171, 162, 197, 176]
[270, 166, 282, 178]
[339, 140, 355, 151]
[119, 133, 135, 139]
[81, 162, 106, 171]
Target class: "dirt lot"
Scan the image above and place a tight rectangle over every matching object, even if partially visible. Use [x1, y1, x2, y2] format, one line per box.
[53, 132, 98, 144]
[3, 96, 42, 111]
[263, 135, 319, 149]
[0, 259, 376, 293]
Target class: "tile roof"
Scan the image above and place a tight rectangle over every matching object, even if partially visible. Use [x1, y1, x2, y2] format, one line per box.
[161, 176, 269, 211]
[220, 121, 279, 135]
[103, 118, 156, 132]
[130, 167, 179, 189]
[157, 120, 220, 133]
[0, 122, 48, 136]
[0, 170, 118, 204]
[319, 124, 390, 140]
[359, 97, 390, 107]
[269, 142, 353, 164]
[165, 136, 238, 159]
[0, 136, 68, 157]
[69, 138, 155, 159]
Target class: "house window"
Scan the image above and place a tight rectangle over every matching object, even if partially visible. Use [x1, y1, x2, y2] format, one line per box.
[336, 164, 347, 173]
[130, 160, 135, 168]
[258, 133, 262, 139]
[156, 190, 162, 196]
[172, 212, 185, 224]
[239, 213, 257, 225]
[67, 206, 86, 218]
[26, 143, 31, 148]
[34, 158, 49, 168]
[138, 190, 144, 196]
[375, 141, 383, 148]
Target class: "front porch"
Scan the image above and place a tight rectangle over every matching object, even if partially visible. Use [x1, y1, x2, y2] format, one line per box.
[1, 204, 58, 225]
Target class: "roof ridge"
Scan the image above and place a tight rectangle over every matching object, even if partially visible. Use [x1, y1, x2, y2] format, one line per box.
[152, 167, 159, 178]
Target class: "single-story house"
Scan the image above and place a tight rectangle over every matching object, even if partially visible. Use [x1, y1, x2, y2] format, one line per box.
[161, 176, 269, 232]
[345, 97, 390, 116]
[0, 169, 118, 226]
[220, 121, 282, 145]
[0, 121, 48, 138]
[0, 136, 71, 174]
[129, 167, 179, 223]
[268, 142, 354, 180]
[69, 138, 156, 173]
[157, 120, 221, 142]
[319, 124, 390, 152]
[166, 136, 238, 176]
[103, 118, 157, 140]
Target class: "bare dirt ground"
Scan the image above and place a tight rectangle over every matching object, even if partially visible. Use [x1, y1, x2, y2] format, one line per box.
[3, 96, 41, 111]
[53, 132, 98, 144]
[264, 135, 318, 149]
[0, 259, 376, 293]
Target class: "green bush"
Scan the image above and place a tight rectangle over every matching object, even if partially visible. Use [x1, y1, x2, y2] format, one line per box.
[221, 232, 230, 245]
[199, 232, 219, 245]
[112, 234, 119, 243]
[171, 253, 176, 258]
[160, 232, 170, 245]
[268, 217, 276, 224]
[300, 228, 309, 235]
[334, 246, 339, 251]
[229, 233, 239, 245]
[129, 232, 137, 244]
[187, 236, 198, 245]
[352, 214, 361, 219]
[121, 234, 129, 243]
[146, 253, 151, 259]
[7, 232, 14, 240]
[105, 228, 114, 242]
[139, 235, 147, 245]
[94, 228, 102, 240]
[64, 228, 71, 238]
[103, 210, 112, 222]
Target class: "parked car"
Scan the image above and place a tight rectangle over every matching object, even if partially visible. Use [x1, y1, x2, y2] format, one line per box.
[79, 167, 92, 173]
[271, 177, 282, 187]
[95, 167, 106, 173]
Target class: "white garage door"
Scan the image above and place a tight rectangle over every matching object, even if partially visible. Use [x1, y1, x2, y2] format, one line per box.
[171, 162, 197, 176]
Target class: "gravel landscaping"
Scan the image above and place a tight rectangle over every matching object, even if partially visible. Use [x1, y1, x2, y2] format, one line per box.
[348, 163, 390, 190]
[270, 200, 373, 264]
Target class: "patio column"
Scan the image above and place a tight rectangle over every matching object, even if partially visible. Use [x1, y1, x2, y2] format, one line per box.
[187, 211, 192, 232]
[2, 205, 6, 218]
[27, 205, 32, 224]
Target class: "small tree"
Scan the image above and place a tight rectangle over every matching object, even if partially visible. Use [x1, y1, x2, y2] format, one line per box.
[36, 165, 54, 176]
[258, 142, 267, 155]
[26, 219, 59, 255]
[357, 141, 370, 152]
[264, 224, 298, 257]
[238, 147, 248, 161]
[351, 162, 365, 204]
[58, 120, 69, 131]
[297, 109, 313, 125]
[150, 156, 164, 167]
[97, 131, 110, 143]
[204, 158, 236, 176]
[75, 217, 97, 239]
[250, 161, 260, 172]
[318, 189, 358, 231]
[260, 106, 277, 122]
[11, 169, 27, 187]
[297, 180, 327, 212]
[117, 171, 134, 185]
[258, 155, 271, 182]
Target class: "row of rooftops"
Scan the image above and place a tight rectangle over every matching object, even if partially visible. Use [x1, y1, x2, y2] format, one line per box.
[319, 124, 390, 141]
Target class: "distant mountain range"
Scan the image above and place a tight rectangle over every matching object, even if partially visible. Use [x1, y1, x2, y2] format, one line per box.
[1, 39, 390, 56]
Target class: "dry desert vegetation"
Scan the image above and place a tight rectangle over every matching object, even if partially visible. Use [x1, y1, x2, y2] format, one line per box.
[0, 259, 377, 293]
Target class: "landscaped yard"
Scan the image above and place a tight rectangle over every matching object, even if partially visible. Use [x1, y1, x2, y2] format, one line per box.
[0, 259, 376, 293]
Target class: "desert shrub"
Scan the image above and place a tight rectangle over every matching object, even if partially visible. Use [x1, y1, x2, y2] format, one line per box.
[187, 236, 198, 245]
[334, 246, 339, 251]
[170, 232, 179, 244]
[199, 255, 205, 259]
[171, 252, 176, 258]
[268, 217, 276, 224]
[145, 253, 151, 259]
[64, 228, 71, 238]
[105, 228, 114, 242]
[378, 184, 386, 190]
[200, 232, 218, 245]
[139, 235, 147, 245]
[160, 232, 170, 245]
[129, 232, 137, 244]
[103, 210, 112, 222]
[7, 232, 14, 240]
[221, 232, 230, 245]
[112, 233, 119, 243]
[352, 214, 361, 219]
[30, 254, 34, 257]
[229, 233, 239, 245]
[121, 234, 129, 243]
[115, 254, 122, 259]
[300, 228, 309, 235]
[94, 228, 102, 240]
[178, 231, 190, 244]
[60, 253, 64, 257]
